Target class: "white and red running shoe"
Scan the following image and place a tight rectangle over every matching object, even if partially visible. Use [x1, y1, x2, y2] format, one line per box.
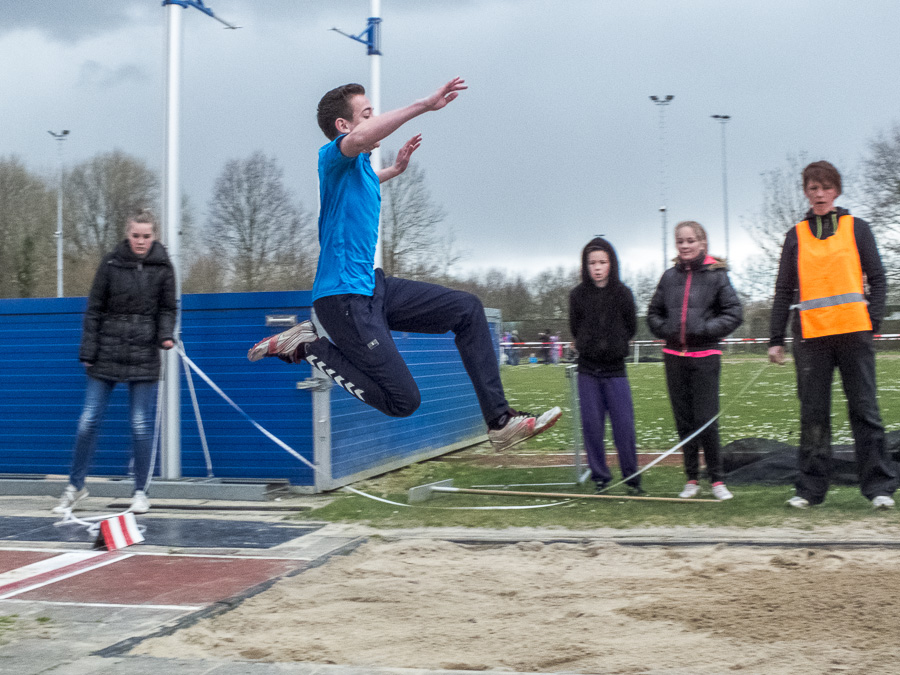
[488, 406, 562, 451]
[247, 320, 318, 363]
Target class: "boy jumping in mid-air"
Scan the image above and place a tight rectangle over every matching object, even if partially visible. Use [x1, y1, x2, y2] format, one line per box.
[248, 77, 561, 449]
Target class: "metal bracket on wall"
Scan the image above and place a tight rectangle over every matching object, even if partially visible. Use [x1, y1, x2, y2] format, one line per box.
[297, 377, 333, 392]
[266, 314, 297, 328]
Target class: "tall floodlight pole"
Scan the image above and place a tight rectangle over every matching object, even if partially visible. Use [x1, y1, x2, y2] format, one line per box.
[711, 115, 731, 261]
[332, 1, 383, 265]
[650, 95, 674, 270]
[161, 0, 238, 481]
[48, 130, 69, 297]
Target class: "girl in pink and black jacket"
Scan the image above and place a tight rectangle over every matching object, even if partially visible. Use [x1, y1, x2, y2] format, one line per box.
[647, 221, 743, 500]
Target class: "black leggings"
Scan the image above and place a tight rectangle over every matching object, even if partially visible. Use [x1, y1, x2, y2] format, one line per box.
[664, 353, 723, 483]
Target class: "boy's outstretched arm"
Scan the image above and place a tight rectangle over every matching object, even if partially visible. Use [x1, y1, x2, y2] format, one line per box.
[340, 77, 466, 158]
[376, 134, 421, 183]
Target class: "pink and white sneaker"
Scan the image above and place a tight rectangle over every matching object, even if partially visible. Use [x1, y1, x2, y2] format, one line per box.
[247, 320, 318, 363]
[488, 406, 562, 451]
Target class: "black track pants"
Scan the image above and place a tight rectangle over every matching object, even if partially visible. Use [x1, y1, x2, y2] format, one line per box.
[793, 332, 898, 504]
[306, 269, 509, 424]
[664, 353, 723, 483]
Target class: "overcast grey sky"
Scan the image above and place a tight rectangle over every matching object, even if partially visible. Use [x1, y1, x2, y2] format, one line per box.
[3, 0, 900, 281]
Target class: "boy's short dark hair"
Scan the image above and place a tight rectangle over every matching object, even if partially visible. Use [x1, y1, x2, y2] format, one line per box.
[802, 160, 842, 195]
[126, 208, 158, 236]
[317, 83, 366, 140]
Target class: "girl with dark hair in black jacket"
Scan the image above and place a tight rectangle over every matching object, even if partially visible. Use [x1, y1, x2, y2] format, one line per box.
[569, 237, 643, 494]
[648, 221, 742, 501]
[53, 211, 176, 515]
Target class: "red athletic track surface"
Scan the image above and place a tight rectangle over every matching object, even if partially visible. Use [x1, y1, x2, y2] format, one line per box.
[0, 549, 305, 607]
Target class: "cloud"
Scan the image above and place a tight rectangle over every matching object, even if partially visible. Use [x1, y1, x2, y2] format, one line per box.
[77, 60, 148, 89]
[0, 3, 150, 43]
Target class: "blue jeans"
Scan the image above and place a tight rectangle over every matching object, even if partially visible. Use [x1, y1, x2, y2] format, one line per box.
[69, 375, 158, 493]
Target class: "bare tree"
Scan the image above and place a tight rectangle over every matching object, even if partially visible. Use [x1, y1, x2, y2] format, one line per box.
[622, 266, 660, 317]
[0, 156, 56, 297]
[483, 270, 534, 322]
[743, 152, 810, 266]
[735, 152, 811, 303]
[63, 150, 159, 294]
[180, 194, 231, 294]
[532, 266, 579, 326]
[380, 154, 460, 280]
[206, 152, 314, 292]
[860, 124, 900, 284]
[730, 254, 778, 302]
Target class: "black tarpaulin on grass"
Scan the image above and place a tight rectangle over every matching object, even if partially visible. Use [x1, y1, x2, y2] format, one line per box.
[722, 431, 900, 485]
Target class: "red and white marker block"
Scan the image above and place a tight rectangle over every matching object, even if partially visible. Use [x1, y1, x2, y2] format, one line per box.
[94, 513, 144, 551]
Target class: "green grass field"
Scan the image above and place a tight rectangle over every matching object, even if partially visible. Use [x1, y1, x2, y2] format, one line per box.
[294, 355, 900, 529]
[503, 356, 900, 452]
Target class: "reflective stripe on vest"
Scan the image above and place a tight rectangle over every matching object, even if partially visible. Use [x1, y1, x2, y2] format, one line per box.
[796, 215, 871, 339]
[793, 292, 866, 312]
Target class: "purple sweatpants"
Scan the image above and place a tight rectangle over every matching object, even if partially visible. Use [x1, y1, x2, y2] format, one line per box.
[577, 372, 639, 486]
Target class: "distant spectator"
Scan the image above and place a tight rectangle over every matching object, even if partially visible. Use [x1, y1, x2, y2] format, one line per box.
[508, 331, 521, 366]
[539, 329, 551, 364]
[550, 332, 561, 364]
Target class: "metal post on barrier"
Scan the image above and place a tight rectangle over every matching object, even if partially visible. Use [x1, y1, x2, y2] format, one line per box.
[565, 365, 586, 484]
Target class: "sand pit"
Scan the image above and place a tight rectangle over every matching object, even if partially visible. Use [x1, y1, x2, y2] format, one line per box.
[133, 538, 900, 673]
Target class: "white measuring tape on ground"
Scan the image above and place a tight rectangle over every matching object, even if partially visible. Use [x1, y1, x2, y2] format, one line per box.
[595, 362, 772, 494]
[54, 509, 147, 552]
[174, 345, 568, 510]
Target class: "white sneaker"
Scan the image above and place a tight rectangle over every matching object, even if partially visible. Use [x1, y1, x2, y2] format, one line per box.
[787, 495, 810, 509]
[711, 483, 733, 501]
[488, 407, 562, 451]
[247, 320, 318, 362]
[52, 485, 88, 514]
[678, 482, 701, 499]
[872, 495, 895, 510]
[534, 406, 563, 433]
[130, 490, 151, 514]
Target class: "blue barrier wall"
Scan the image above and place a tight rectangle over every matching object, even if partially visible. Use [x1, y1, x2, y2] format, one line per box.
[329, 331, 485, 481]
[0, 292, 489, 489]
[178, 291, 316, 485]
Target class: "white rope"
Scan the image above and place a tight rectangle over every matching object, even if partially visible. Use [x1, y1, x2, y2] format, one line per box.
[55, 350, 770, 527]
[56, 378, 164, 536]
[142, 376, 165, 492]
[596, 362, 771, 494]
[180, 341, 214, 477]
[174, 345, 569, 510]
[54, 509, 146, 536]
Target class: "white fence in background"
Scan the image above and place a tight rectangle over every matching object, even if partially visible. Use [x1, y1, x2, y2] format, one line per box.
[501, 335, 900, 365]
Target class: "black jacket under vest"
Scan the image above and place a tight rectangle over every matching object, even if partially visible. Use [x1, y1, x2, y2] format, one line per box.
[769, 207, 886, 346]
[79, 240, 176, 382]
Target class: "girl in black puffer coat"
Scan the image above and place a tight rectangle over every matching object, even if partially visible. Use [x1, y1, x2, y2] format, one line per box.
[54, 211, 176, 515]
[648, 221, 742, 501]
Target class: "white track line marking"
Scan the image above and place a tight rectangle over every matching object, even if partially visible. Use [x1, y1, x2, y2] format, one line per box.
[0, 551, 103, 589]
[0, 553, 133, 600]
[0, 598, 203, 611]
